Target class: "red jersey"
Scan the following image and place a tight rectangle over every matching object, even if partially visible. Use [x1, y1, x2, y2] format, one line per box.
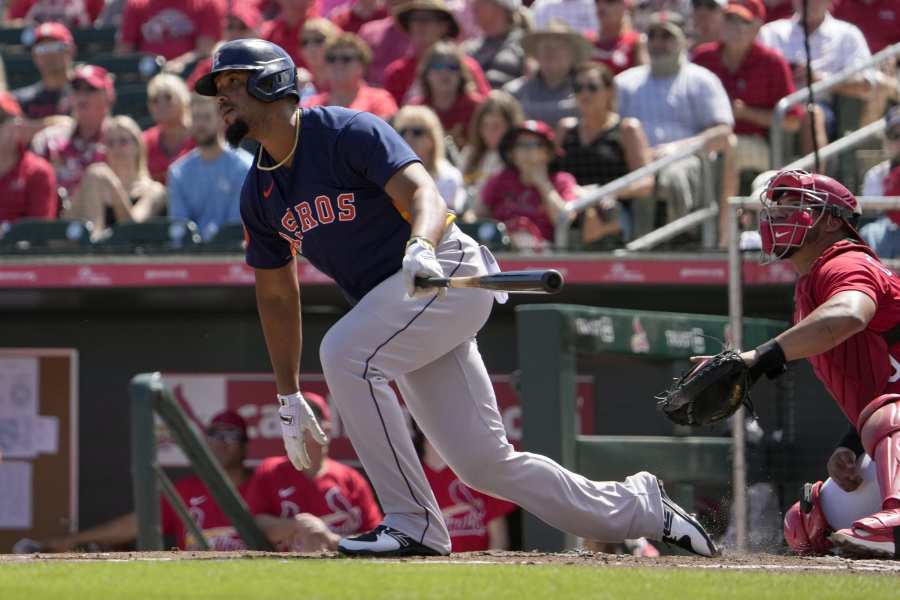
[119, 0, 224, 60]
[303, 85, 398, 119]
[411, 91, 482, 146]
[384, 54, 490, 105]
[833, 0, 900, 53]
[481, 168, 578, 242]
[0, 150, 57, 223]
[32, 123, 105, 196]
[246, 456, 381, 537]
[590, 29, 641, 75]
[691, 41, 800, 138]
[765, 0, 794, 22]
[329, 4, 388, 33]
[7, 0, 104, 27]
[423, 463, 516, 553]
[142, 125, 195, 184]
[358, 18, 410, 87]
[159, 474, 254, 551]
[794, 240, 900, 423]
[261, 16, 312, 69]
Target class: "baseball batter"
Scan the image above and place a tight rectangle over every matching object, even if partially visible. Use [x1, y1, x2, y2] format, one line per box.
[732, 169, 900, 558]
[195, 38, 718, 557]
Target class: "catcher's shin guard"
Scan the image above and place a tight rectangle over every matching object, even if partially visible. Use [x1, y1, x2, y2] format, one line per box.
[784, 481, 833, 555]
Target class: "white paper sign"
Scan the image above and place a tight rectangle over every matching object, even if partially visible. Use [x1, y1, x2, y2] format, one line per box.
[0, 416, 37, 459]
[34, 416, 59, 454]
[0, 357, 38, 418]
[0, 461, 32, 529]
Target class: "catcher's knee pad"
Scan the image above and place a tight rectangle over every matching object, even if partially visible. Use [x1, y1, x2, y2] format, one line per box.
[857, 395, 900, 507]
[784, 481, 833, 555]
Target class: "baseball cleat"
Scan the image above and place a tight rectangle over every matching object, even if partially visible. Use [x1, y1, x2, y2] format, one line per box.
[659, 483, 719, 557]
[830, 510, 900, 559]
[337, 525, 447, 557]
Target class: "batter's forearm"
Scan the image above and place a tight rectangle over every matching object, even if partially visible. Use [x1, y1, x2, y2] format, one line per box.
[256, 286, 302, 395]
[409, 185, 448, 248]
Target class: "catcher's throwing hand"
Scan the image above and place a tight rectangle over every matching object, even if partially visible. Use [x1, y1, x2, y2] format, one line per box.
[278, 392, 328, 471]
[827, 447, 863, 492]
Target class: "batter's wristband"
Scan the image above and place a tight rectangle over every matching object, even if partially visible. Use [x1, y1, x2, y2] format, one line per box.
[750, 339, 787, 380]
[406, 236, 435, 252]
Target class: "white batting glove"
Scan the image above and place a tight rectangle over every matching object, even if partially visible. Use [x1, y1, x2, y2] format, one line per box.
[277, 392, 327, 471]
[402, 237, 444, 299]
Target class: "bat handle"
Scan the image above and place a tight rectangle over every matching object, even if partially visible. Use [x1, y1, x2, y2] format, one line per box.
[415, 276, 450, 289]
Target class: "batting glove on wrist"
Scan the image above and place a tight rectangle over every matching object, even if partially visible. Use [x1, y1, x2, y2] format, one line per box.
[277, 392, 328, 471]
[402, 237, 444, 299]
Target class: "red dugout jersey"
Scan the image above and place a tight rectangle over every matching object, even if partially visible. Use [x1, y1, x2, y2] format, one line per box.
[794, 240, 900, 423]
[159, 474, 253, 551]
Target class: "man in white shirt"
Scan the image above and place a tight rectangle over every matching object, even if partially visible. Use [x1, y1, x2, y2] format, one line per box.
[530, 0, 599, 35]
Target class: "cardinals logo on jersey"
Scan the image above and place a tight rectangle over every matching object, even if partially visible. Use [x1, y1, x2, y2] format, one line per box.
[442, 480, 488, 537]
[322, 487, 362, 535]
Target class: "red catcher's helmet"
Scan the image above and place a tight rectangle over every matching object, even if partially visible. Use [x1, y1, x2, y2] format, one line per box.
[758, 169, 863, 261]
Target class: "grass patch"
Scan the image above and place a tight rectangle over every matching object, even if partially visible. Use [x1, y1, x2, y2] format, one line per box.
[0, 560, 896, 600]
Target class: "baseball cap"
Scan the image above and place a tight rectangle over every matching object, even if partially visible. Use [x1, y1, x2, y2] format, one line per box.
[724, 0, 766, 22]
[72, 64, 115, 98]
[0, 92, 23, 119]
[646, 11, 687, 35]
[208, 410, 249, 441]
[228, 3, 263, 30]
[303, 391, 331, 423]
[32, 21, 74, 47]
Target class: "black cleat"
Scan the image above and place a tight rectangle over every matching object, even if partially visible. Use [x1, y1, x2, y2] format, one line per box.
[337, 525, 447, 557]
[659, 482, 719, 557]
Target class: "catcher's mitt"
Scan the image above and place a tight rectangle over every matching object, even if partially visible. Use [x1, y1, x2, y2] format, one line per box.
[656, 350, 757, 426]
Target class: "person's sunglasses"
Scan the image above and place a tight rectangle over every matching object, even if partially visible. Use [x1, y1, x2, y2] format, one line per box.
[399, 127, 427, 138]
[33, 41, 68, 55]
[574, 81, 604, 93]
[428, 61, 461, 72]
[886, 128, 900, 141]
[647, 29, 676, 41]
[326, 53, 360, 64]
[104, 136, 133, 147]
[514, 140, 546, 150]
[207, 429, 245, 442]
[301, 36, 326, 47]
[72, 80, 100, 92]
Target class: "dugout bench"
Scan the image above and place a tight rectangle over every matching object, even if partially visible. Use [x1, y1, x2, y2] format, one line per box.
[516, 304, 788, 551]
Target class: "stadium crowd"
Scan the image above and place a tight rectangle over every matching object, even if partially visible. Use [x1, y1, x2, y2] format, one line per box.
[0, 0, 898, 252]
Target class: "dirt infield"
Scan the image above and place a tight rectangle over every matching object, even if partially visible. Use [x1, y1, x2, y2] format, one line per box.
[1, 550, 898, 574]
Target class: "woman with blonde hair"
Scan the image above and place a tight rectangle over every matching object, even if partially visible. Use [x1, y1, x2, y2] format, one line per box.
[392, 106, 466, 214]
[66, 115, 167, 236]
[297, 18, 341, 100]
[143, 73, 194, 183]
[460, 90, 524, 204]
[412, 41, 484, 148]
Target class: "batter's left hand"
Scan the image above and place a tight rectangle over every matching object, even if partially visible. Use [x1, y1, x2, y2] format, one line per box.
[402, 237, 444, 299]
[277, 392, 327, 471]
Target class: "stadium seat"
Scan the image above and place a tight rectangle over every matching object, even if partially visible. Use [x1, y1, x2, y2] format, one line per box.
[0, 26, 29, 52]
[456, 219, 512, 252]
[94, 217, 202, 254]
[2, 53, 38, 89]
[87, 53, 164, 84]
[0, 218, 93, 255]
[201, 223, 246, 253]
[113, 83, 151, 124]
[72, 27, 117, 56]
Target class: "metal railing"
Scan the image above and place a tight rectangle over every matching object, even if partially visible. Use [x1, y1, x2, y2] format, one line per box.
[770, 42, 900, 169]
[782, 119, 886, 172]
[553, 131, 718, 250]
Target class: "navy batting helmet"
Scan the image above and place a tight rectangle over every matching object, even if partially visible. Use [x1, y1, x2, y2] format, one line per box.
[195, 39, 299, 103]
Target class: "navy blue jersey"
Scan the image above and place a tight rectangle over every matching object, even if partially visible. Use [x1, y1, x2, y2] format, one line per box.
[240, 107, 420, 302]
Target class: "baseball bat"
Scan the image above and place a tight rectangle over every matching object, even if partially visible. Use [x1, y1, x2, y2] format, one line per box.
[415, 269, 564, 294]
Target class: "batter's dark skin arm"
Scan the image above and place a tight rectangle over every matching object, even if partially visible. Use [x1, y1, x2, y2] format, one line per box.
[255, 260, 302, 395]
[385, 162, 447, 248]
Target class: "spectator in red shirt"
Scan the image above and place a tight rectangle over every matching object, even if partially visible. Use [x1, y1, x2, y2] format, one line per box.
[303, 33, 398, 119]
[247, 392, 383, 551]
[384, 0, 490, 104]
[297, 18, 342, 101]
[0, 92, 57, 224]
[261, 0, 321, 67]
[591, 0, 647, 75]
[30, 64, 110, 202]
[117, 0, 224, 63]
[5, 0, 104, 28]
[480, 120, 583, 250]
[833, 0, 900, 53]
[692, 0, 801, 182]
[186, 5, 266, 92]
[358, 0, 412, 86]
[12, 22, 74, 129]
[142, 74, 195, 184]
[65, 115, 167, 237]
[329, 0, 389, 33]
[412, 41, 484, 148]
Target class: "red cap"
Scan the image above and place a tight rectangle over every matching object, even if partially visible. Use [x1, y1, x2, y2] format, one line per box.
[32, 21, 74, 46]
[73, 64, 115, 98]
[500, 119, 562, 165]
[725, 0, 766, 22]
[0, 92, 22, 118]
[208, 409, 249, 440]
[304, 391, 331, 423]
[229, 3, 264, 30]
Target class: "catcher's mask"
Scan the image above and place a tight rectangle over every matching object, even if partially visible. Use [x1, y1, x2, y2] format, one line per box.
[758, 170, 862, 264]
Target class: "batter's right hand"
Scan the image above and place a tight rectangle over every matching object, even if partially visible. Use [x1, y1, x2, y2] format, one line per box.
[402, 237, 444, 299]
[277, 392, 328, 471]
[827, 446, 862, 492]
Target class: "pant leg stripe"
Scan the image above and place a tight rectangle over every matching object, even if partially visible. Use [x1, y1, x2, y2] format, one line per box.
[362, 239, 465, 546]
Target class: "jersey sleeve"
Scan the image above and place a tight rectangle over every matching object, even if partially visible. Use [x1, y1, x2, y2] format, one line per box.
[553, 172, 578, 202]
[239, 173, 294, 269]
[337, 111, 420, 189]
[244, 464, 275, 516]
[814, 251, 892, 306]
[25, 156, 58, 218]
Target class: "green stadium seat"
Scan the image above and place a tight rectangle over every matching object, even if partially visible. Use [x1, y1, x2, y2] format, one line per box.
[85, 53, 163, 84]
[0, 218, 93, 255]
[94, 217, 202, 254]
[202, 223, 246, 253]
[2, 53, 38, 89]
[113, 83, 151, 123]
[0, 26, 30, 52]
[457, 219, 512, 252]
[72, 27, 117, 56]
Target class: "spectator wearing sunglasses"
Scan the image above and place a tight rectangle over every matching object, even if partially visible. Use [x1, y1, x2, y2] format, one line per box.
[384, 0, 490, 105]
[262, 0, 321, 67]
[556, 62, 653, 245]
[303, 33, 398, 119]
[12, 22, 74, 131]
[392, 106, 467, 214]
[590, 0, 647, 75]
[411, 42, 484, 148]
[142, 74, 195, 184]
[297, 18, 342, 101]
